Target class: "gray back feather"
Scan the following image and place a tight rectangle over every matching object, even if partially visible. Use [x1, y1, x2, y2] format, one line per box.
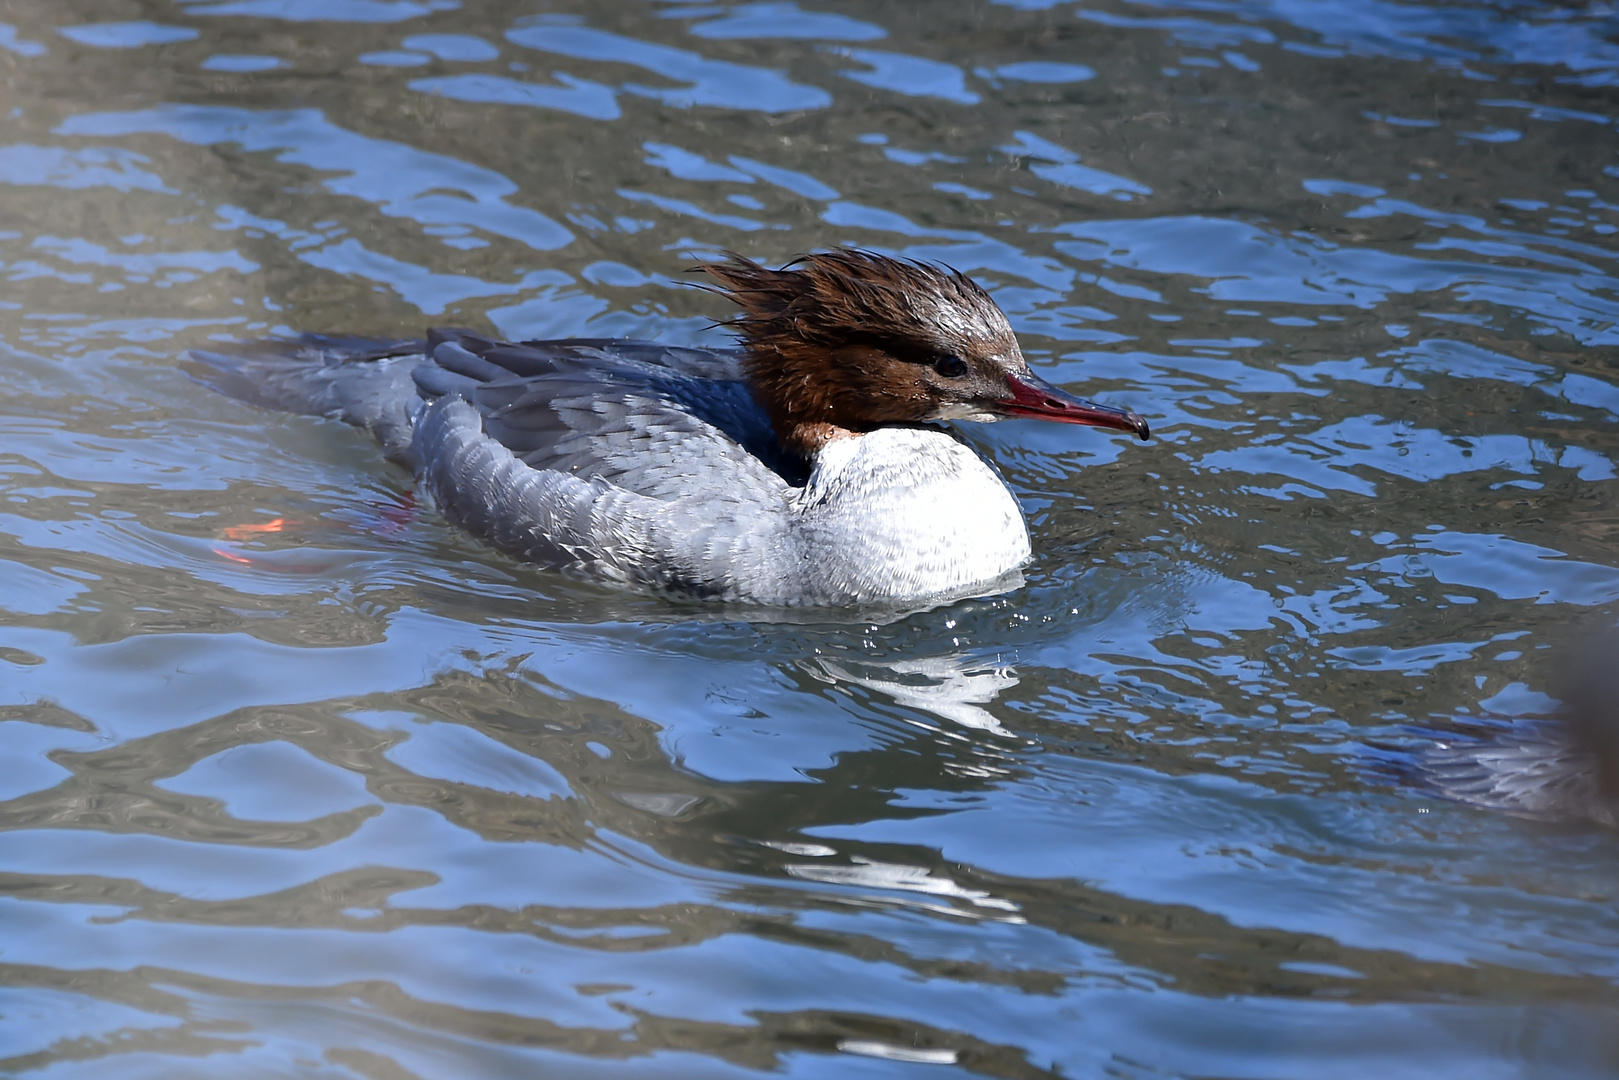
[186, 335, 427, 465]
[189, 330, 806, 600]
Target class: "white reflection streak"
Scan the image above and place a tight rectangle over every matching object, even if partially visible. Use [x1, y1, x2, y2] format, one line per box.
[838, 1040, 959, 1065]
[786, 855, 1024, 921]
[809, 655, 1018, 736]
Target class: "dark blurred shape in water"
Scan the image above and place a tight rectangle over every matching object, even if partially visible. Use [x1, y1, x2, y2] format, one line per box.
[1424, 623, 1619, 828]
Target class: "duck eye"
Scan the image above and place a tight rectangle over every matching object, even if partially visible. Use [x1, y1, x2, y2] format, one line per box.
[931, 354, 968, 378]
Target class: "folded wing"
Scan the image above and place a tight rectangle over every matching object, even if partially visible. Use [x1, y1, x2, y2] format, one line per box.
[190, 330, 804, 599]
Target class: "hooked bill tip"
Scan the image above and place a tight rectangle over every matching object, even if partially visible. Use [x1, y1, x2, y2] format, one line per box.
[997, 372, 1152, 441]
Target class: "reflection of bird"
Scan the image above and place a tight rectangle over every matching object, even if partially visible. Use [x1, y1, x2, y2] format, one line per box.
[1421, 631, 1619, 828]
[809, 655, 1019, 734]
[188, 250, 1147, 606]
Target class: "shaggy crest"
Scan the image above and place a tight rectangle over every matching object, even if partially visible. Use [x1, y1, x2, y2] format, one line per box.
[700, 249, 1026, 454]
[704, 248, 1015, 355]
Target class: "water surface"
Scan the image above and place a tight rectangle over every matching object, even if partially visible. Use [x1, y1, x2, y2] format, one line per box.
[3, 0, 1619, 1076]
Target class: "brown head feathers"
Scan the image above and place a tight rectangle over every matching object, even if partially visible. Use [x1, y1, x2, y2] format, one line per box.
[698, 248, 1150, 455]
[700, 249, 1029, 455]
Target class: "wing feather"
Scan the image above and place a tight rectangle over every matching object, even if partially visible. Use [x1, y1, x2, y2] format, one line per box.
[414, 334, 805, 498]
[189, 329, 805, 599]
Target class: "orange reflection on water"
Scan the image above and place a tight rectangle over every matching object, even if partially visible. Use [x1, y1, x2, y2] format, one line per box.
[222, 518, 288, 541]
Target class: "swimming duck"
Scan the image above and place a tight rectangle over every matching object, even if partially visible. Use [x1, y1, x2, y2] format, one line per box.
[189, 249, 1149, 605]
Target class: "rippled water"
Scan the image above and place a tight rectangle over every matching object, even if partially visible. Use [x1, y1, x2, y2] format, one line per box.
[3, 0, 1619, 1075]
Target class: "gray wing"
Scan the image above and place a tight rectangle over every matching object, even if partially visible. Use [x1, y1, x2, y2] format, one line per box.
[409, 332, 804, 598]
[413, 330, 807, 493]
[414, 396, 800, 598]
[187, 329, 801, 492]
[188, 330, 805, 599]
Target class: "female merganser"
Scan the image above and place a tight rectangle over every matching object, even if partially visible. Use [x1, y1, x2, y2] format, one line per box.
[190, 249, 1149, 606]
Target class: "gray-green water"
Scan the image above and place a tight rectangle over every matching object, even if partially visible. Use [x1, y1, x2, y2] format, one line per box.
[3, 1, 1619, 1076]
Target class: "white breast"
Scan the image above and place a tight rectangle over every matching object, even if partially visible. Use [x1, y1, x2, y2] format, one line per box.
[783, 427, 1031, 604]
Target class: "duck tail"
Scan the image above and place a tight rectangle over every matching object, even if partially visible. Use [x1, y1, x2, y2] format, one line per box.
[185, 334, 427, 465]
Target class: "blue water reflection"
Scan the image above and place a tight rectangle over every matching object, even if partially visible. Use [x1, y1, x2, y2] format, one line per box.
[1050, 214, 1619, 343]
[402, 32, 500, 61]
[0, 145, 177, 193]
[179, 0, 461, 22]
[1108, 0, 1619, 80]
[507, 16, 831, 112]
[1003, 131, 1153, 199]
[833, 48, 982, 105]
[411, 71, 624, 118]
[3, 0, 1619, 1076]
[57, 22, 200, 48]
[59, 106, 573, 250]
[686, 2, 886, 41]
[200, 53, 286, 71]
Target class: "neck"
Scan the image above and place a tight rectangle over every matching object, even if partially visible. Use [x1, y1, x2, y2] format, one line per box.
[782, 420, 858, 455]
[742, 342, 908, 458]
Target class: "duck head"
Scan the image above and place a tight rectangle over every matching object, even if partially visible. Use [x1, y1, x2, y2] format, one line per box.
[702, 248, 1150, 456]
